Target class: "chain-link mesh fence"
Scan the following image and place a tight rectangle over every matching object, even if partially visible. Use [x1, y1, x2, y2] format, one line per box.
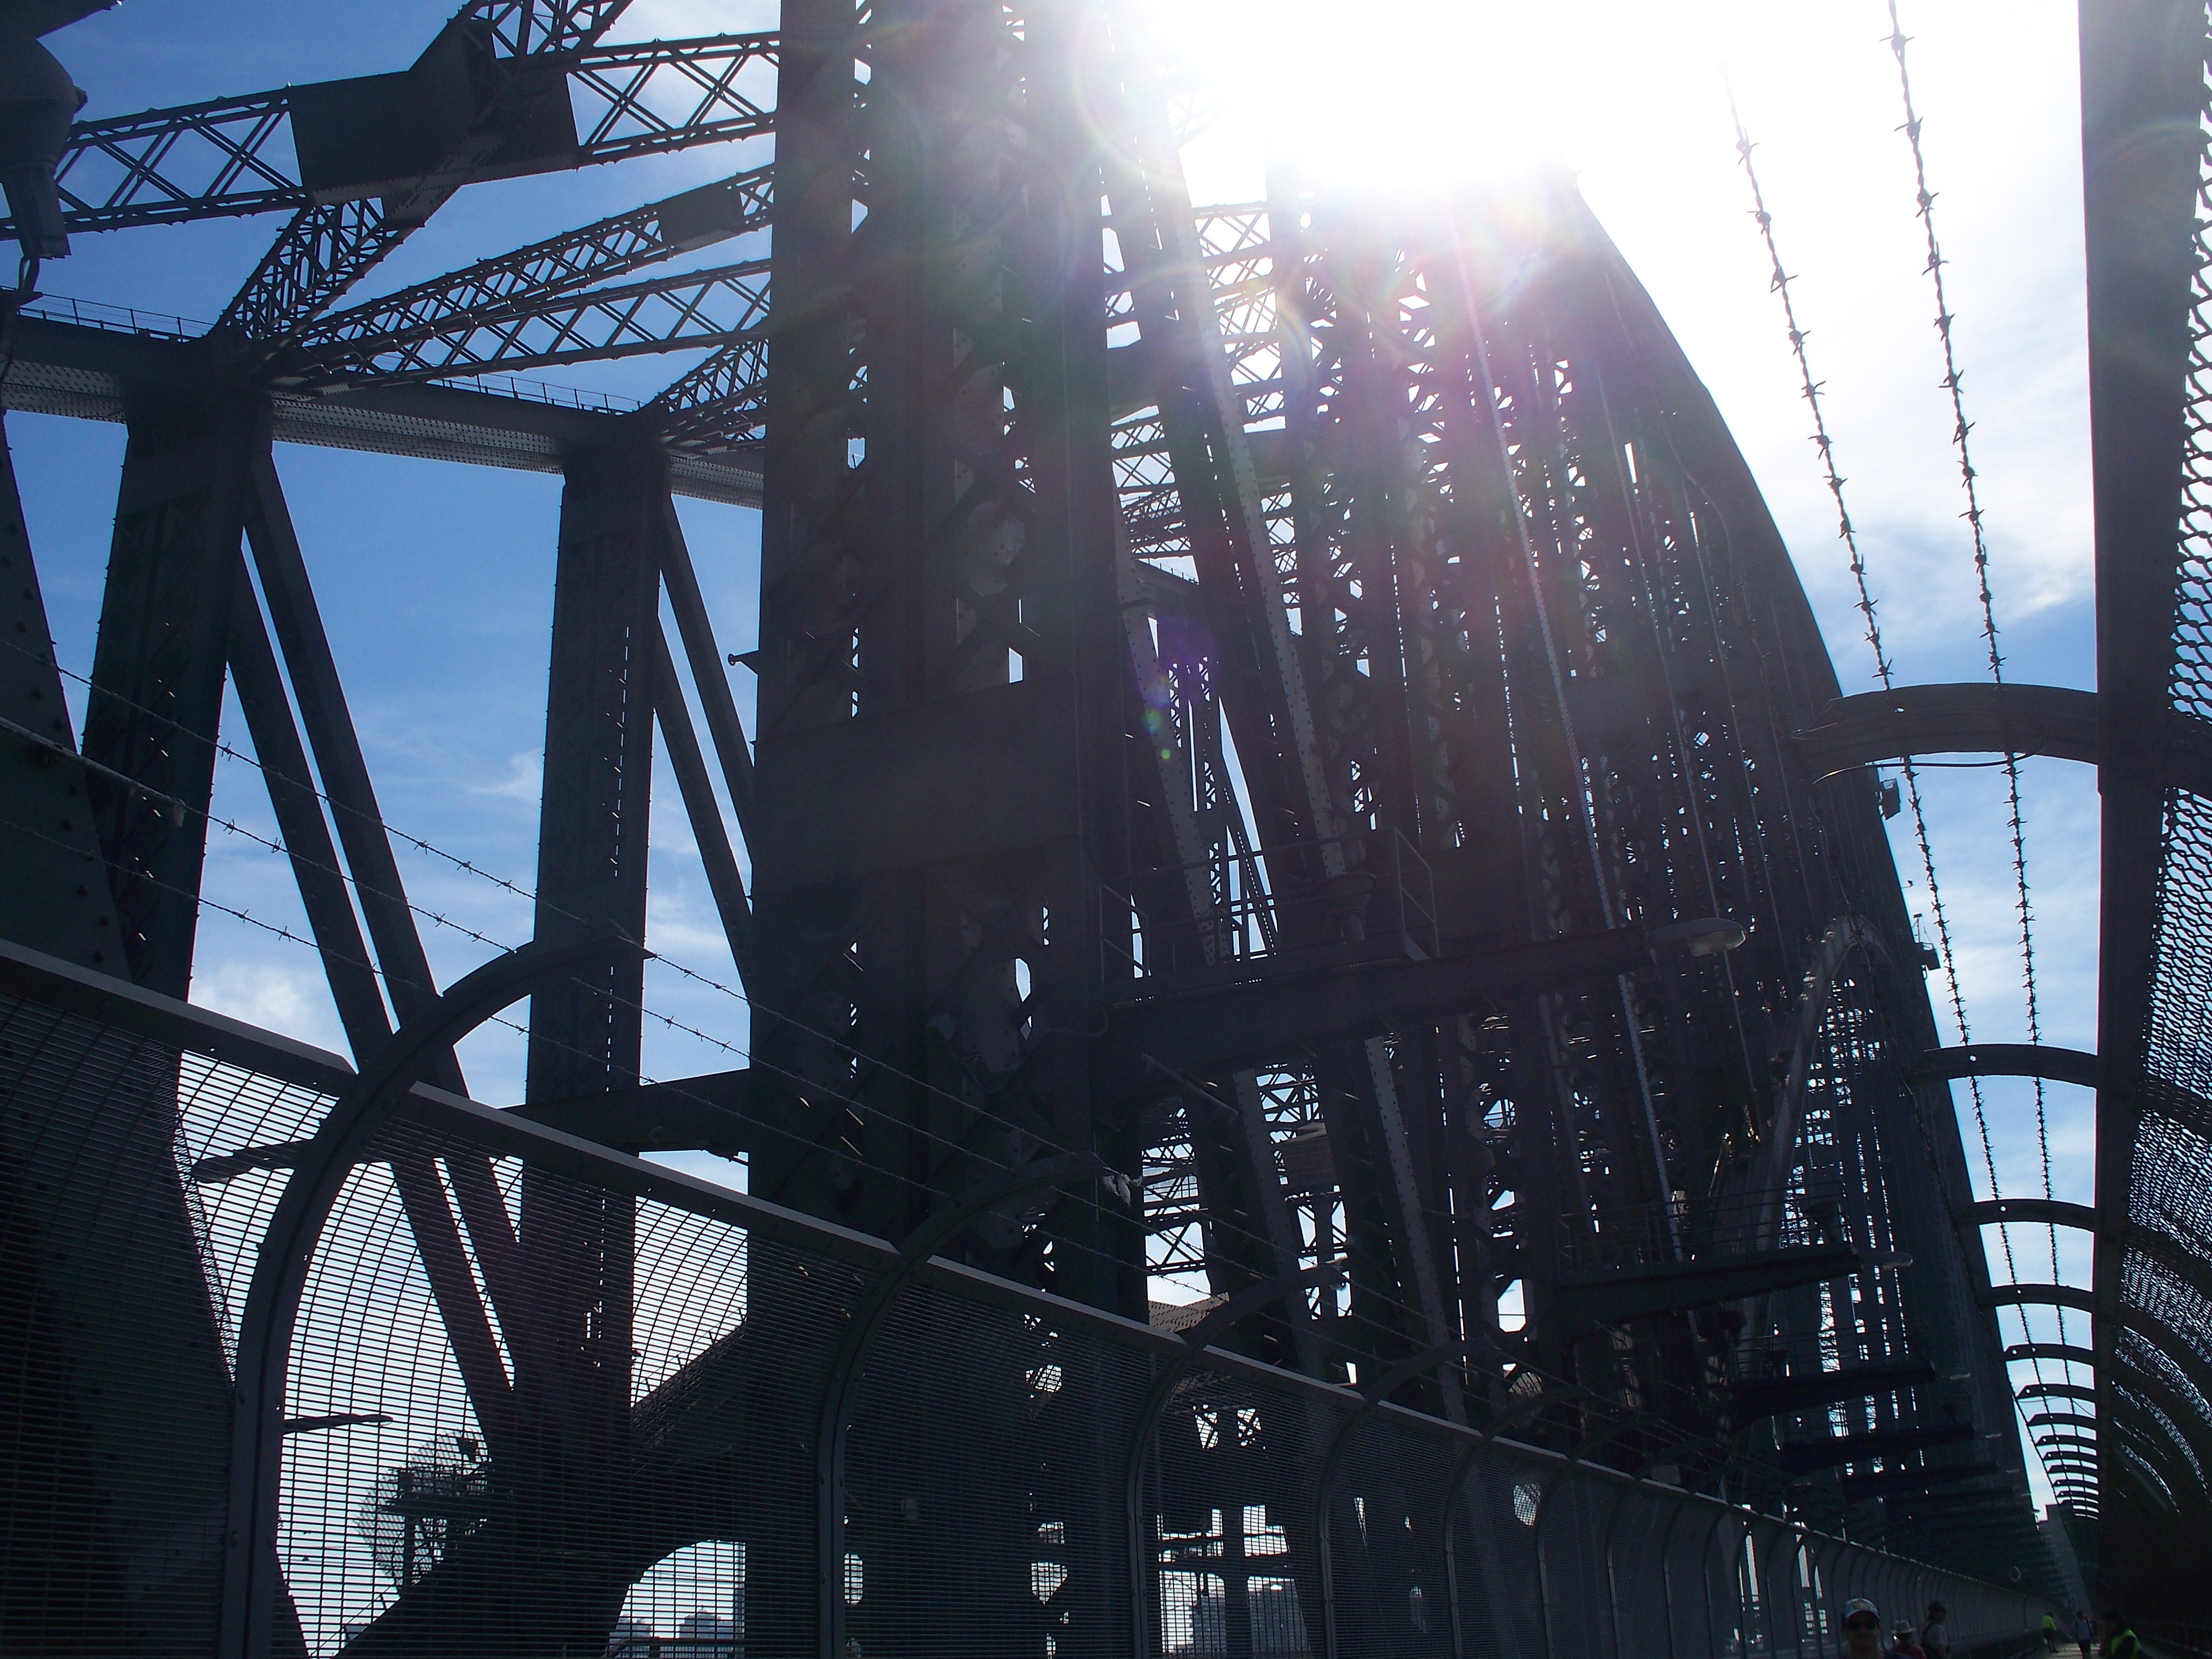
[0, 966, 2057, 1658]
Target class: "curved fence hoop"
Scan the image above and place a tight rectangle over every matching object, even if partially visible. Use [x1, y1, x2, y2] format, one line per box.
[215, 930, 627, 1659]
[815, 1150, 1107, 1659]
[1437, 1383, 1592, 1659]
[1598, 1451, 1710, 1659]
[1313, 1338, 1491, 1659]
[1122, 1258, 1345, 1659]
[1532, 1415, 1656, 1659]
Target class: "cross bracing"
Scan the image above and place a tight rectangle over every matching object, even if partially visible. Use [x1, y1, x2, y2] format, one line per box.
[0, 0, 2200, 1650]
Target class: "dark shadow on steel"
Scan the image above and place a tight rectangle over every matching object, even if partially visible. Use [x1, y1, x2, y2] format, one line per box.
[1123, 1259, 1345, 1659]
[816, 1151, 1108, 1659]
[216, 929, 628, 1659]
[1961, 1197, 2095, 1231]
[1790, 684, 2103, 777]
[1906, 1043, 2100, 1091]
[1438, 1380, 1589, 1659]
[1533, 1415, 1657, 1659]
[1591, 1441, 1729, 1659]
[1314, 1338, 1493, 1659]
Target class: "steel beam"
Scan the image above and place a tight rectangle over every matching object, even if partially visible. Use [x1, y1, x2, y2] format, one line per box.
[29, 29, 777, 238]
[510, 439, 666, 1623]
[80, 391, 254, 995]
[1962, 1199, 2096, 1231]
[649, 619, 754, 985]
[1791, 684, 2103, 777]
[281, 165, 771, 373]
[1777, 1424, 1978, 1478]
[1907, 1044, 2101, 1091]
[1554, 1246, 1864, 1331]
[2027, 1413, 2100, 1433]
[1100, 926, 1653, 1094]
[0, 406, 116, 968]
[656, 497, 754, 841]
[1734, 1358, 1938, 1424]
[276, 255, 771, 389]
[2006, 1342, 2097, 1368]
[2078, 0, 2210, 1551]
[2019, 1384, 2098, 1405]
[242, 447, 544, 1351]
[1979, 1284, 2098, 1315]
[216, 3, 663, 339]
[1, 312, 765, 503]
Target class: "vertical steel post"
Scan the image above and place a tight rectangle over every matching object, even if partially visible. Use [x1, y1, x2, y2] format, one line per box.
[81, 392, 256, 996]
[511, 437, 666, 1653]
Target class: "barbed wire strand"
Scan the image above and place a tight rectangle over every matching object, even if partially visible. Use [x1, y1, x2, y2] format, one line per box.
[2, 633, 1125, 1187]
[0, 785, 1452, 1361]
[1884, 2, 2072, 1380]
[1728, 86, 2075, 1499]
[5, 640, 1472, 1347]
[1724, 95, 2054, 1402]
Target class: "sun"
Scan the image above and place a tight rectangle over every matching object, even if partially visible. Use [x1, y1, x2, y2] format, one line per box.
[1144, 0, 1602, 202]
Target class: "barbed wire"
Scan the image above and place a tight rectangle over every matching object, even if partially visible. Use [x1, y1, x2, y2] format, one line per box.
[0, 776, 1453, 1364]
[1884, 1, 2069, 1368]
[0, 632, 1087, 1174]
[1726, 100, 2041, 1376]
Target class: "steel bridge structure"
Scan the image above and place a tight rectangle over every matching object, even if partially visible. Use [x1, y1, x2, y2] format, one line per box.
[0, 0, 2201, 1652]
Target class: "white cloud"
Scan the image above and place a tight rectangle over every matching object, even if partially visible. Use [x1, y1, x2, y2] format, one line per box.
[473, 751, 545, 804]
[192, 956, 349, 1056]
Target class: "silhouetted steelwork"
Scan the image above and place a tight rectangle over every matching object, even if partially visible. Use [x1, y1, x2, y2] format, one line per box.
[4, 0, 2195, 1651]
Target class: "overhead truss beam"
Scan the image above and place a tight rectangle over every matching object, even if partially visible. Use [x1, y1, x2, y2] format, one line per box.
[17, 30, 779, 238]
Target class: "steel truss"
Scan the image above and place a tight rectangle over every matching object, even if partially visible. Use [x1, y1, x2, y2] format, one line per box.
[0, 0, 2116, 1651]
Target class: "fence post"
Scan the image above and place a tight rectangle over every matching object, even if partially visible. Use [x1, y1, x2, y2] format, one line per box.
[215, 932, 624, 1659]
[813, 1152, 1105, 1659]
[1653, 1479, 1709, 1659]
[1598, 1458, 1691, 1659]
[1119, 1261, 1342, 1659]
[1314, 1341, 1486, 1659]
[1530, 1418, 1648, 1659]
[1699, 1501, 1735, 1659]
[1812, 1535, 1849, 1657]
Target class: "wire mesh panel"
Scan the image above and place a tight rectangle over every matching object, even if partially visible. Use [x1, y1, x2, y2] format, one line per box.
[0, 972, 2064, 1658]
[0, 992, 332, 1656]
[1713, 1510, 1756, 1658]
[1603, 1484, 1678, 1655]
[1535, 1465, 1615, 1659]
[843, 1281, 1142, 1659]
[1757, 1523, 1807, 1659]
[272, 1105, 872, 1658]
[1457, 1450, 1545, 1659]
[1142, 1366, 1328, 1659]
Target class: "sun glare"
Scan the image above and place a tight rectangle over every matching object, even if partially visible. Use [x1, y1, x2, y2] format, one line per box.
[1153, 1, 1599, 200]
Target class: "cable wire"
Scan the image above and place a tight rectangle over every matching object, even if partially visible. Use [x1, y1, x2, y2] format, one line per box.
[0, 772, 1455, 1365]
[1726, 101, 2063, 1473]
[1884, 1, 2075, 1410]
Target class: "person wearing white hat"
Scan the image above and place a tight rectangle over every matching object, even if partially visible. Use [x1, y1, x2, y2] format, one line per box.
[1842, 1599, 1885, 1659]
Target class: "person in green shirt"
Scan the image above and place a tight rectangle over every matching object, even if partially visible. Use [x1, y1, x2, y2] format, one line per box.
[2044, 1611, 2060, 1651]
[2101, 1608, 2138, 1659]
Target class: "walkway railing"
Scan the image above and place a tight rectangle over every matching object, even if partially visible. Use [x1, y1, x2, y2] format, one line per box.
[0, 940, 2056, 1659]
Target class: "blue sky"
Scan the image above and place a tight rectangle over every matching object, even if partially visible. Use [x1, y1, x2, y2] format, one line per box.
[11, 0, 2098, 1503]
